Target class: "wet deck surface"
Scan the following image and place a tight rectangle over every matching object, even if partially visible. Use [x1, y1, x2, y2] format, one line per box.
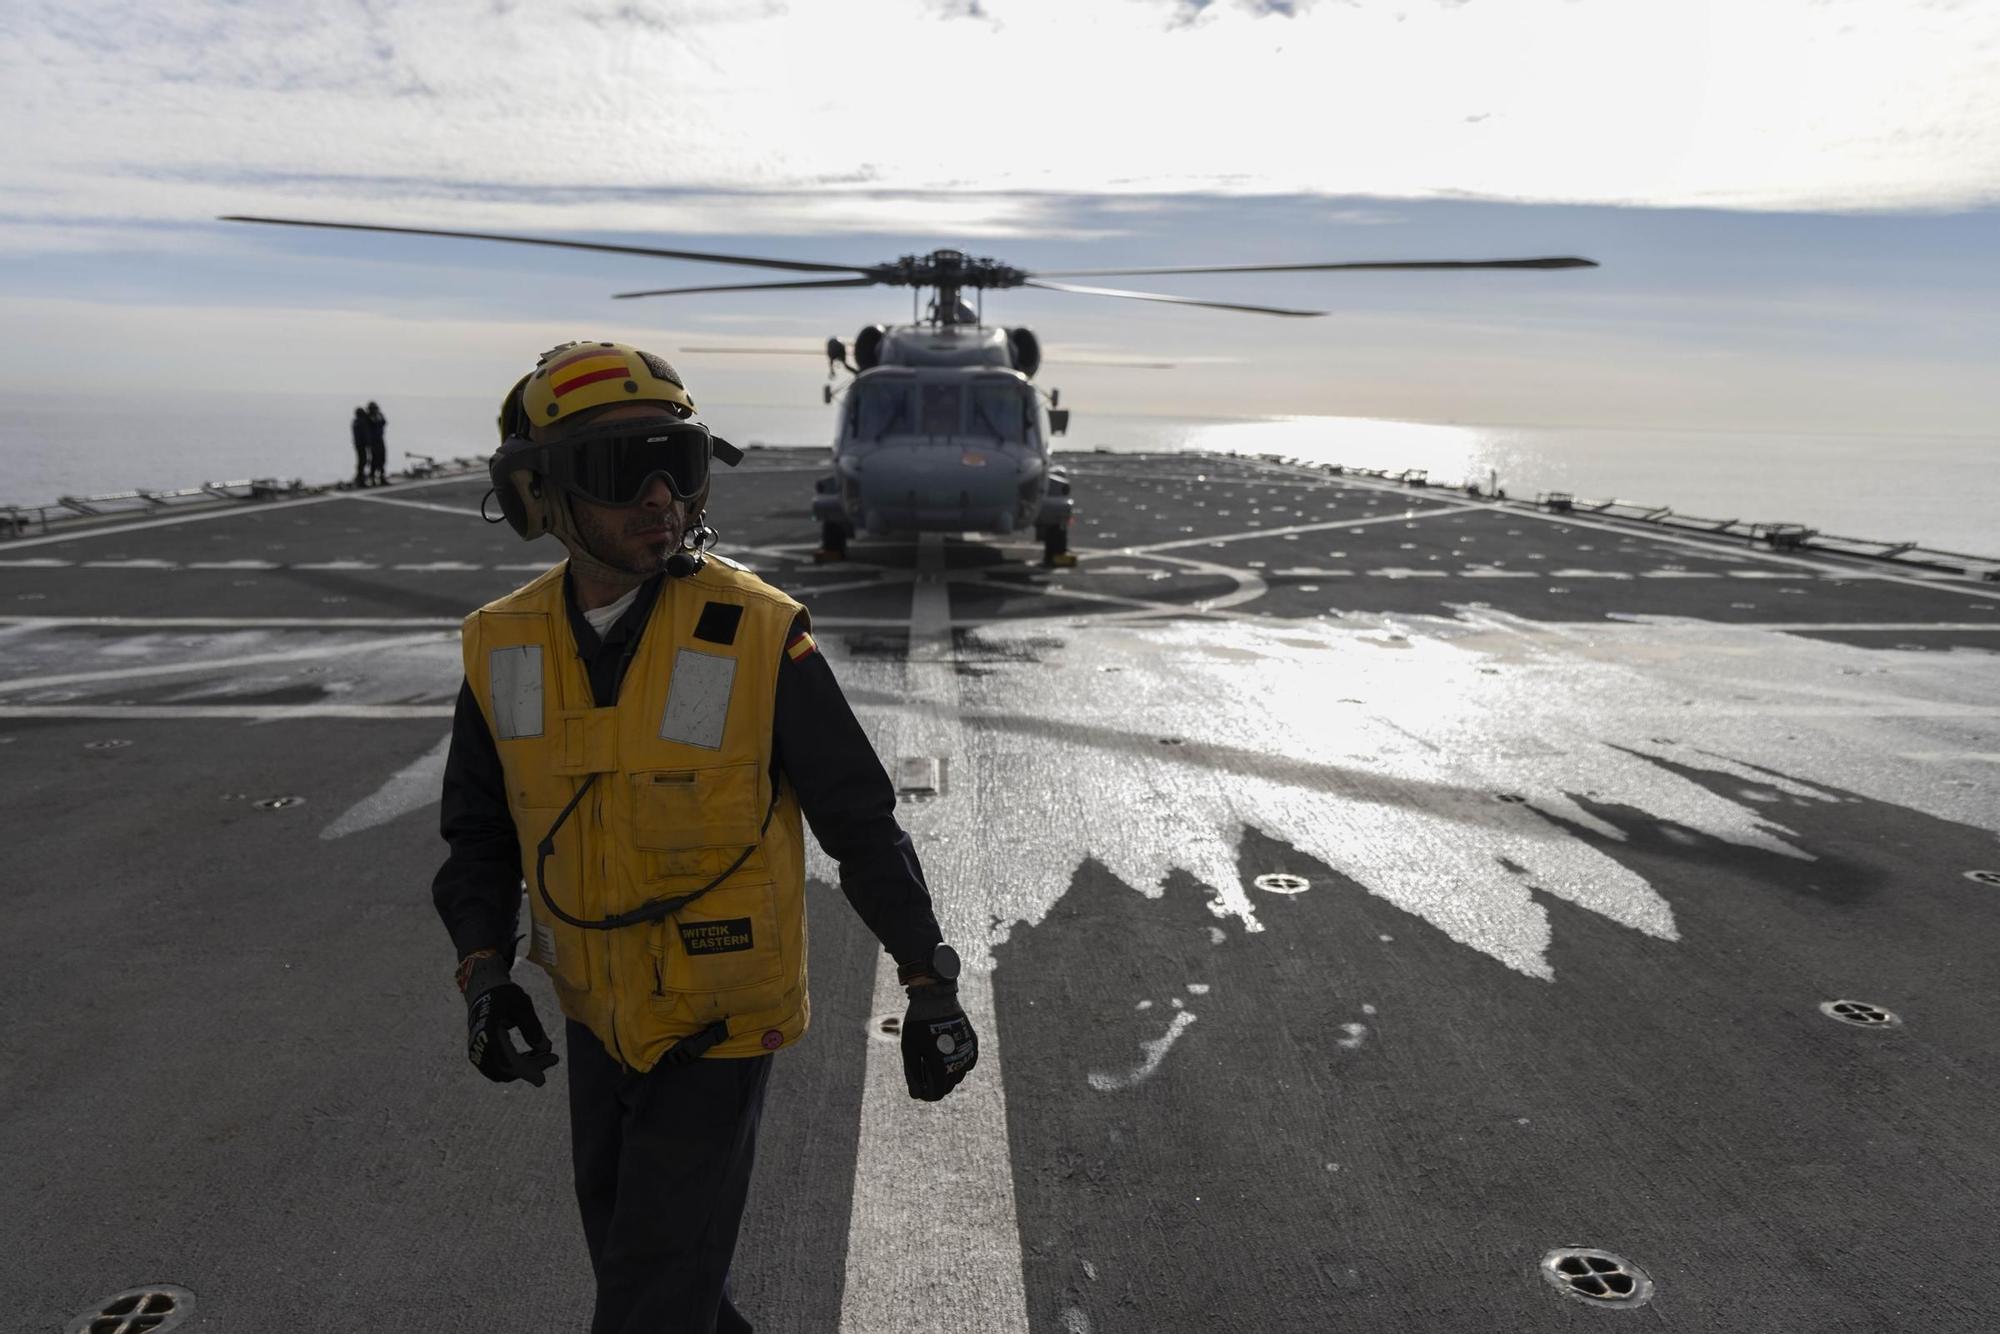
[5, 450, 2000, 1332]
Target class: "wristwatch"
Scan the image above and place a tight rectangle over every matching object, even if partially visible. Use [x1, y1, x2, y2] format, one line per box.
[899, 942, 961, 987]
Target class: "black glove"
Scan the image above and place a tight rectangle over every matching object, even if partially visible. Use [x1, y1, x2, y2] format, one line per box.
[902, 981, 977, 1102]
[461, 953, 559, 1087]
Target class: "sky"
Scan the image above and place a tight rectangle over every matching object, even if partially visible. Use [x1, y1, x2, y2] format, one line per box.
[1, 0, 1997, 434]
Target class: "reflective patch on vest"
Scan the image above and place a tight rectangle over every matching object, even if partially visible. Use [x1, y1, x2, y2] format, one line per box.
[660, 648, 735, 749]
[679, 917, 754, 955]
[529, 919, 558, 971]
[693, 601, 743, 646]
[489, 645, 544, 739]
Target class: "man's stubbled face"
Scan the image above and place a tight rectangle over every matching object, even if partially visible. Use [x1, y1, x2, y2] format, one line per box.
[569, 482, 688, 577]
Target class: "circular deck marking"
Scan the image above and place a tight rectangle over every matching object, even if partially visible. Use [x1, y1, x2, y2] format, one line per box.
[1539, 1249, 1654, 1307]
[67, 1284, 196, 1334]
[1820, 999, 1901, 1029]
[1253, 873, 1311, 895]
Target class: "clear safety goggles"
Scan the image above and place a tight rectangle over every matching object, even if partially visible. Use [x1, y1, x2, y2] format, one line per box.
[540, 419, 722, 507]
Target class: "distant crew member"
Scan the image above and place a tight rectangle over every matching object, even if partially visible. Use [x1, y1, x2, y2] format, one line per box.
[365, 400, 389, 486]
[431, 340, 977, 1333]
[350, 406, 372, 487]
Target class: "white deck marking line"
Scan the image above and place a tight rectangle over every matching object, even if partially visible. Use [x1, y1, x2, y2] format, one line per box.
[0, 472, 480, 550]
[1111, 508, 1448, 555]
[0, 704, 452, 719]
[339, 492, 486, 518]
[794, 616, 920, 629]
[0, 631, 451, 691]
[1058, 466, 1422, 492]
[320, 732, 453, 839]
[1227, 455, 2000, 601]
[1590, 620, 2000, 632]
[0, 615, 459, 628]
[842, 533, 1030, 1334]
[948, 577, 1215, 620]
[793, 576, 905, 599]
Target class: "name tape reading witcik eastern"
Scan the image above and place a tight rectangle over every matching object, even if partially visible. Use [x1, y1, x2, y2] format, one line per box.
[678, 917, 754, 955]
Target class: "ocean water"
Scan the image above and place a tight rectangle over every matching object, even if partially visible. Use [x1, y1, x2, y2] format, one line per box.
[5, 392, 1994, 557]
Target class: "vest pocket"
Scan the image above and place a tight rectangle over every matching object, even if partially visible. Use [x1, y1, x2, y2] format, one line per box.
[630, 762, 763, 850]
[651, 878, 784, 1022]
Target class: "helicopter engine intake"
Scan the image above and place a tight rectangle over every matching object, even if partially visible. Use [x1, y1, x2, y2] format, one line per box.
[853, 325, 888, 370]
[1006, 327, 1041, 379]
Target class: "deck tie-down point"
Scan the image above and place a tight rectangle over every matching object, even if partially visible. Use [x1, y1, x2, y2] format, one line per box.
[68, 1284, 195, 1334]
[1820, 999, 1901, 1029]
[1539, 1248, 1653, 1307]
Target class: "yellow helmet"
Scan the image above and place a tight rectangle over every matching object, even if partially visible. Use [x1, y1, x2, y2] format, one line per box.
[488, 340, 743, 542]
[496, 339, 696, 442]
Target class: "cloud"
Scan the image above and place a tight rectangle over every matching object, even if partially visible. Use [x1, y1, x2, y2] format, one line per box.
[2, 0, 1995, 257]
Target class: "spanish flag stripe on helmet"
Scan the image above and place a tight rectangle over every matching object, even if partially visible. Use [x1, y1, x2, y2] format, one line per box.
[548, 347, 626, 375]
[507, 339, 697, 436]
[553, 365, 631, 397]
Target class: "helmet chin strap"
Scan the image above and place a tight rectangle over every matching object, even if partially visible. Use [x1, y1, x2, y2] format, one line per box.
[547, 489, 653, 594]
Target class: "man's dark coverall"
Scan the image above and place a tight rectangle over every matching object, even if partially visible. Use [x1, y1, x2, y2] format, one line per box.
[432, 568, 942, 1333]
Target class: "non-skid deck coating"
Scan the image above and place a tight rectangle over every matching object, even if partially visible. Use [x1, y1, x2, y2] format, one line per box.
[5, 450, 1999, 1333]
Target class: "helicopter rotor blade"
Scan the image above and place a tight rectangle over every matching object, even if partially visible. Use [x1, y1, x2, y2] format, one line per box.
[1031, 257, 1598, 278]
[676, 346, 827, 355]
[219, 215, 874, 276]
[1046, 358, 1178, 369]
[1021, 279, 1324, 318]
[616, 277, 883, 299]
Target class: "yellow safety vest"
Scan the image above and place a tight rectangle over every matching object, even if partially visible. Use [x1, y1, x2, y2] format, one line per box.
[461, 557, 811, 1069]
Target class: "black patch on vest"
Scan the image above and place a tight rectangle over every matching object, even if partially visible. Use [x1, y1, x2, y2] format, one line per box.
[679, 917, 754, 955]
[693, 601, 744, 645]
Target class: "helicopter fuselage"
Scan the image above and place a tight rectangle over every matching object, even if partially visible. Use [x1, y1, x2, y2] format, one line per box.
[812, 322, 1071, 545]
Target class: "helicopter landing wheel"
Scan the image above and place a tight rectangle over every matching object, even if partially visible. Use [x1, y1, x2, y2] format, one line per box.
[1041, 524, 1076, 568]
[815, 522, 849, 563]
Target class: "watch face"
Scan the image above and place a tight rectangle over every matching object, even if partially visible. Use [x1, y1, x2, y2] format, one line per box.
[931, 942, 962, 981]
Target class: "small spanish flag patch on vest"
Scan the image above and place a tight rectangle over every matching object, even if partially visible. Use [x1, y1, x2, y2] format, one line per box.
[786, 629, 818, 662]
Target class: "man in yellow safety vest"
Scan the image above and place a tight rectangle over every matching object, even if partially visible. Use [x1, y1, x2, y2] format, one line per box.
[432, 340, 975, 1334]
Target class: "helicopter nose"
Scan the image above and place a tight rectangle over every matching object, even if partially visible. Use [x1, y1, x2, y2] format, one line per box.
[856, 442, 1026, 532]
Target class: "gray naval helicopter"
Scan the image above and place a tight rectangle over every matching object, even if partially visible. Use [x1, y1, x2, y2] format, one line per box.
[222, 215, 1595, 565]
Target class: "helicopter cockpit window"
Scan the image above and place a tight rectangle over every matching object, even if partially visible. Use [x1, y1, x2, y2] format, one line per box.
[919, 383, 962, 437]
[969, 384, 1027, 443]
[852, 382, 916, 440]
